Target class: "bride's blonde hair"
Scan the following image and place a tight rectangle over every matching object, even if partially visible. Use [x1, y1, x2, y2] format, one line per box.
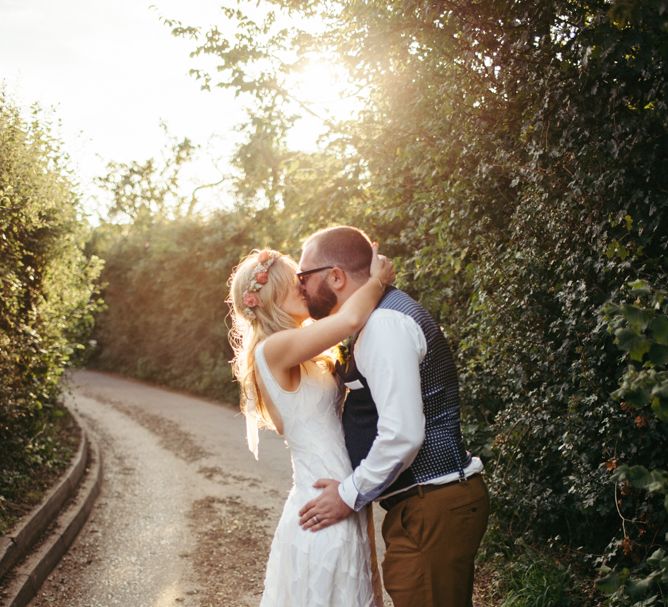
[228, 249, 333, 430]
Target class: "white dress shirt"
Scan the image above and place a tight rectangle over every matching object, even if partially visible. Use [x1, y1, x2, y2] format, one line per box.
[338, 308, 484, 511]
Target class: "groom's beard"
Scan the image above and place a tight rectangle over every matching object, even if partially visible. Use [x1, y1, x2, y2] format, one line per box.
[306, 280, 338, 319]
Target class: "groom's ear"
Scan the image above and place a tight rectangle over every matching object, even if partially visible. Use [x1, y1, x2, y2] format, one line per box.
[328, 267, 348, 292]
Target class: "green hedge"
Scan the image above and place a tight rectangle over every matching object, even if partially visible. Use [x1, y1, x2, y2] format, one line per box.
[0, 95, 102, 531]
[88, 212, 259, 402]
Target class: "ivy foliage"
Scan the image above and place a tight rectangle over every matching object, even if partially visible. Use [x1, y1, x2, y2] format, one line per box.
[599, 281, 668, 605]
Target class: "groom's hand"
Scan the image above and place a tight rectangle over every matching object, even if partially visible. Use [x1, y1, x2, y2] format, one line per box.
[298, 479, 353, 532]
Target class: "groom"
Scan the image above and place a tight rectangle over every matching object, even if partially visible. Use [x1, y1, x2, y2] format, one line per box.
[297, 226, 489, 607]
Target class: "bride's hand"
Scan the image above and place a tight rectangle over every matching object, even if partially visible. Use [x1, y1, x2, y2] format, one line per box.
[369, 243, 395, 286]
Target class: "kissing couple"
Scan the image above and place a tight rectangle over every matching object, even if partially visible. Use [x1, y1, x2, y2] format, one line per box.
[228, 226, 489, 607]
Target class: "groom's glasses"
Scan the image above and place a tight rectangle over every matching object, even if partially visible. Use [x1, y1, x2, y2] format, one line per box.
[296, 265, 334, 285]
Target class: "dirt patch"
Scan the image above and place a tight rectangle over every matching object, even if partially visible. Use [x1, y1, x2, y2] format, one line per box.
[78, 391, 211, 463]
[186, 495, 273, 606]
[472, 559, 501, 606]
[197, 465, 261, 487]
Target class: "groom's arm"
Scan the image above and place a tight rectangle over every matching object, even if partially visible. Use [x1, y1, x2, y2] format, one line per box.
[298, 310, 426, 530]
[338, 309, 427, 511]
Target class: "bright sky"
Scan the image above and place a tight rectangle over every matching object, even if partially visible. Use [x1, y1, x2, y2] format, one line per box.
[0, 0, 358, 219]
[0, 0, 243, 216]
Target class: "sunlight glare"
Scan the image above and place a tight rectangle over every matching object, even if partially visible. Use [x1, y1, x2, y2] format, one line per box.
[286, 54, 364, 151]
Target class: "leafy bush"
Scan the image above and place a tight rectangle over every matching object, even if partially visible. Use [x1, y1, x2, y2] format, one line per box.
[0, 94, 102, 531]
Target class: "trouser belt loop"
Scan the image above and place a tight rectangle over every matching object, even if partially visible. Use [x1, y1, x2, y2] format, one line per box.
[417, 485, 425, 498]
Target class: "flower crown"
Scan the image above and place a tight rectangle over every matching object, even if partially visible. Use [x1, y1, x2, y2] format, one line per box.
[241, 250, 279, 320]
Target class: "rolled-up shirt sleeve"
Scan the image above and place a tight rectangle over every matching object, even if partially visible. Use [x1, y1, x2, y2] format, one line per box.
[338, 309, 427, 511]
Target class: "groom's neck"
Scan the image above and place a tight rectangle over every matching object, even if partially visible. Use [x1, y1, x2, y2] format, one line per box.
[332, 277, 368, 313]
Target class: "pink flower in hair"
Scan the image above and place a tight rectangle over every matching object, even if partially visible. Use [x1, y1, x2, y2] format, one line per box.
[255, 271, 269, 284]
[243, 291, 260, 308]
[258, 250, 271, 263]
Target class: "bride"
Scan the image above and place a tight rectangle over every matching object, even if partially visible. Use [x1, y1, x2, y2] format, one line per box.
[228, 245, 393, 606]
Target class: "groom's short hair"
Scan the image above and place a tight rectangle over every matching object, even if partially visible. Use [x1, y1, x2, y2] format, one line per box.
[305, 226, 373, 278]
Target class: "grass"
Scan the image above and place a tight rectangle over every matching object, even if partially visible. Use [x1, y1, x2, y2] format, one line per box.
[500, 558, 573, 607]
[474, 520, 594, 607]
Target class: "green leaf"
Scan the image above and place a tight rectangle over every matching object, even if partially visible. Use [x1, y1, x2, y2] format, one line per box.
[629, 466, 653, 487]
[629, 279, 651, 295]
[624, 214, 633, 230]
[615, 328, 651, 361]
[606, 239, 630, 260]
[626, 569, 662, 600]
[621, 304, 654, 333]
[646, 470, 668, 494]
[648, 344, 668, 366]
[649, 316, 668, 346]
[650, 396, 668, 423]
[597, 569, 627, 595]
[646, 548, 666, 567]
[651, 381, 668, 400]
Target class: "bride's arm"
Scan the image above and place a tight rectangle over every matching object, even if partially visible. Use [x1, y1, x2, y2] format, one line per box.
[263, 246, 394, 371]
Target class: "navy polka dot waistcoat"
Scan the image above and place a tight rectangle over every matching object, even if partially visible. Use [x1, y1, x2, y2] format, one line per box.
[337, 287, 470, 497]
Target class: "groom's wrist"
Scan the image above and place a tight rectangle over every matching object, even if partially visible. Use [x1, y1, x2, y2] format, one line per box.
[338, 476, 358, 510]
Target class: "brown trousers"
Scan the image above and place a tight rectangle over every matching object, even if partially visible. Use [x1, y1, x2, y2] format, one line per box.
[381, 474, 490, 607]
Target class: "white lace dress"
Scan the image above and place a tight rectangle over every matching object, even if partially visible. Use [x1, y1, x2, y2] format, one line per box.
[254, 341, 375, 607]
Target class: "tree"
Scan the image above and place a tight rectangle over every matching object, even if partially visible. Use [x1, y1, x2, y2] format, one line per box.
[96, 125, 198, 224]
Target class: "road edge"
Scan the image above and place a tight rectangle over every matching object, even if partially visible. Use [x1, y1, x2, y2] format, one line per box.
[0, 411, 102, 607]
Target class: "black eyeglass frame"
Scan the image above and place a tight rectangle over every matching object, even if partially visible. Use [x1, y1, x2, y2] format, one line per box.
[295, 265, 334, 284]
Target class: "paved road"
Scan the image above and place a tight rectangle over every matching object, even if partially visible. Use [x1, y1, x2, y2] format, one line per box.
[30, 370, 294, 607]
[30, 370, 391, 607]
